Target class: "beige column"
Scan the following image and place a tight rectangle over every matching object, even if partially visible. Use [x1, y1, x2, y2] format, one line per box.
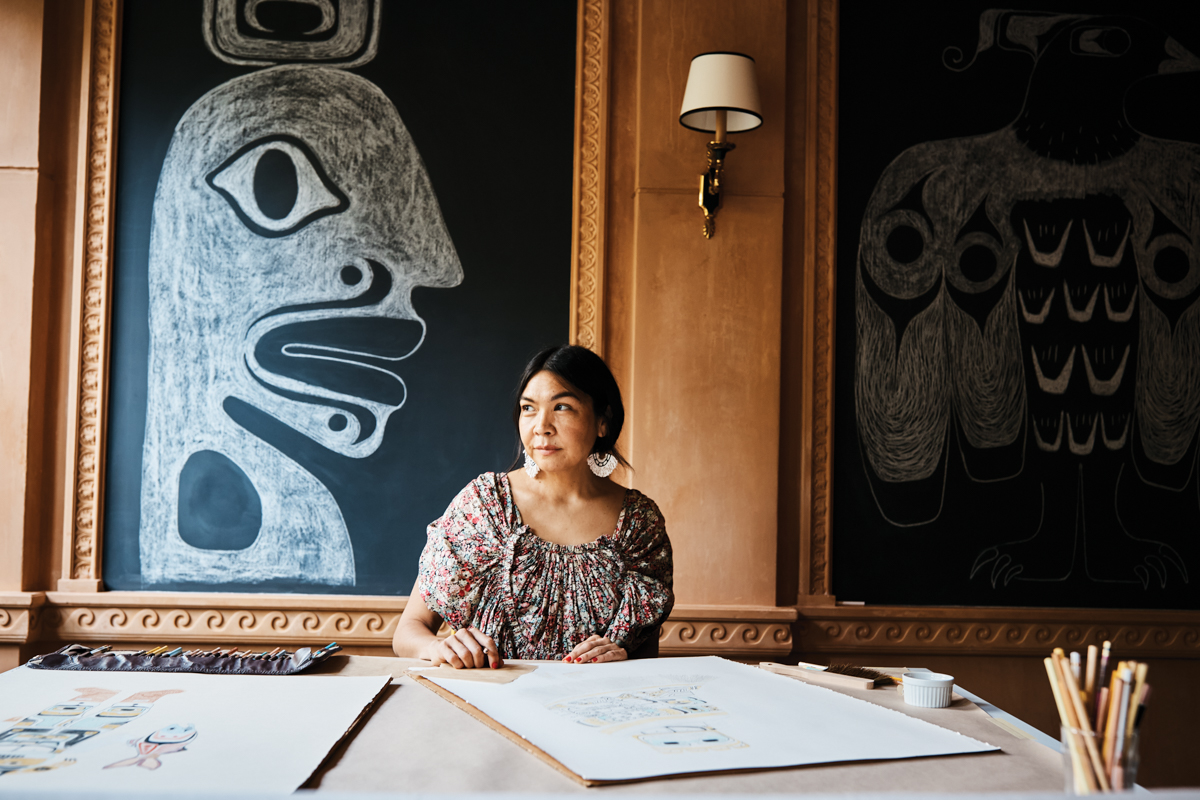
[626, 0, 786, 606]
[0, 0, 48, 593]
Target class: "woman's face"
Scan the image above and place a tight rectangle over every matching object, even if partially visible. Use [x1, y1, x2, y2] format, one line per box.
[519, 370, 605, 475]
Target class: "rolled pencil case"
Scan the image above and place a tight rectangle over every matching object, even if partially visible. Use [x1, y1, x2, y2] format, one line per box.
[25, 643, 340, 675]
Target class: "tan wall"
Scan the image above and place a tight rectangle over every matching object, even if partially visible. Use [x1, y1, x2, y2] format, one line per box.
[1, 0, 1198, 788]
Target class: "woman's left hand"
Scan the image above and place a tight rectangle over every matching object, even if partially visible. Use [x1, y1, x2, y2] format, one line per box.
[564, 635, 627, 663]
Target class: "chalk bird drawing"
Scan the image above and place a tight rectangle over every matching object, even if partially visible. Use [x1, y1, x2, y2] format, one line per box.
[855, 11, 1200, 589]
[139, 0, 462, 587]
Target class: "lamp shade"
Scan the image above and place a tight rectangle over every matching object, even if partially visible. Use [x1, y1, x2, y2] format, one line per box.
[679, 52, 762, 133]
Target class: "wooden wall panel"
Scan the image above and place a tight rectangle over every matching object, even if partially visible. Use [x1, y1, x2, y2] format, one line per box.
[630, 194, 783, 605]
[0, 0, 48, 595]
[0, 0, 45, 168]
[620, 0, 787, 610]
[0, 169, 42, 592]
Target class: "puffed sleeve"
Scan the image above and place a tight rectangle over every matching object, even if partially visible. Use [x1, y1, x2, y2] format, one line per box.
[417, 475, 509, 631]
[603, 493, 674, 651]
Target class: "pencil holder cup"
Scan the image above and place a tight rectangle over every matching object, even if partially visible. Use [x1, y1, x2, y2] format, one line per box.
[901, 671, 954, 708]
[1060, 726, 1138, 794]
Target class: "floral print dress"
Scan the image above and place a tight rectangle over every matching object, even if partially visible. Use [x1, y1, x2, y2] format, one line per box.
[418, 472, 673, 659]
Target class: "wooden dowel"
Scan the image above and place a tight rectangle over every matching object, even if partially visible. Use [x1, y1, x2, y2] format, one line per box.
[1102, 665, 1125, 773]
[1128, 662, 1148, 739]
[1057, 652, 1110, 791]
[1084, 644, 1098, 714]
[1045, 658, 1094, 794]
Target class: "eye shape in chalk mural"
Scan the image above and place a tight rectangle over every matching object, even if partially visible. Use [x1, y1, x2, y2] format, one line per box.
[206, 135, 349, 237]
[138, 64, 463, 588]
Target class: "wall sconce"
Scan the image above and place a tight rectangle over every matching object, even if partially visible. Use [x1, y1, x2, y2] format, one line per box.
[679, 52, 762, 239]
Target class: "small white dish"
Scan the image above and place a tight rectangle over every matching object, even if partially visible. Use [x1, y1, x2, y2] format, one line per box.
[902, 671, 955, 708]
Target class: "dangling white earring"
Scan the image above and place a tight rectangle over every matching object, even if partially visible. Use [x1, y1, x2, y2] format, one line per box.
[523, 450, 540, 478]
[587, 452, 617, 478]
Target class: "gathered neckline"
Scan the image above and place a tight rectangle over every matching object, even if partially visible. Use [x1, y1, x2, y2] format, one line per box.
[497, 471, 632, 551]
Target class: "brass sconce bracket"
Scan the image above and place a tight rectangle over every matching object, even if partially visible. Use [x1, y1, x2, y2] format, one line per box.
[679, 52, 761, 240]
[699, 139, 736, 239]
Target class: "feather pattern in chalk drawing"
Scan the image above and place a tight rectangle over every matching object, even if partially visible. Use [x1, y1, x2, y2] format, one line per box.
[855, 11, 1199, 589]
[139, 2, 462, 587]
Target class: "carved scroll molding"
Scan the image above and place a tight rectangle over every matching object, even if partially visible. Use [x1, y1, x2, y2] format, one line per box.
[0, 593, 47, 644]
[660, 605, 796, 658]
[800, 0, 838, 602]
[62, 0, 120, 590]
[41, 593, 405, 646]
[796, 607, 1200, 657]
[3, 594, 798, 660]
[569, 0, 610, 355]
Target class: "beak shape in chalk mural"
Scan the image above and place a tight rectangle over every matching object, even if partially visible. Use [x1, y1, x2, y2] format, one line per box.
[243, 259, 427, 457]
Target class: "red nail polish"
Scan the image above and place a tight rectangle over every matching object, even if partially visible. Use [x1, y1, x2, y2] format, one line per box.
[565, 656, 573, 663]
[591, 658, 597, 663]
[491, 662, 499, 669]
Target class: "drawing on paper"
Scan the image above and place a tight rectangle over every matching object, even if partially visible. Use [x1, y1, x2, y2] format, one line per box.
[138, 0, 462, 587]
[425, 656, 996, 782]
[854, 10, 1199, 590]
[104, 725, 198, 771]
[549, 684, 722, 728]
[0, 667, 388, 792]
[634, 724, 748, 754]
[0, 687, 185, 777]
[547, 682, 748, 752]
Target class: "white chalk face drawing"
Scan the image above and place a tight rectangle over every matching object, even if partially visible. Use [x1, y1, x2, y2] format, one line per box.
[855, 12, 1198, 589]
[139, 56, 462, 585]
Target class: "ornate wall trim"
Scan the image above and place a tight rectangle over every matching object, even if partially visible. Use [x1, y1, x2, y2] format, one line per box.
[2, 595, 793, 659]
[13, 594, 1198, 660]
[660, 605, 796, 658]
[796, 606, 1200, 657]
[62, 0, 120, 590]
[569, 0, 609, 355]
[43, 593, 403, 646]
[800, 0, 837, 603]
[0, 593, 47, 644]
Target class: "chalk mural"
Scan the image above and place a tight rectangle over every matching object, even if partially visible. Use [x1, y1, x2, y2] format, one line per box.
[854, 11, 1199, 590]
[138, 0, 462, 586]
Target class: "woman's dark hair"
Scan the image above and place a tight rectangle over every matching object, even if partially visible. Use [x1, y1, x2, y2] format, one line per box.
[511, 344, 630, 470]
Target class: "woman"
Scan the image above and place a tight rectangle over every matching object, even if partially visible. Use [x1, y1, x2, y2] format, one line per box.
[393, 345, 673, 668]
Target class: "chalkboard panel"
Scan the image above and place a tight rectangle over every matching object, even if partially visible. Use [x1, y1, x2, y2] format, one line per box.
[103, 0, 576, 594]
[833, 1, 1200, 609]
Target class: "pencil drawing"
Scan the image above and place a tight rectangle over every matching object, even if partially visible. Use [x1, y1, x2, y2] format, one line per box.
[548, 684, 721, 729]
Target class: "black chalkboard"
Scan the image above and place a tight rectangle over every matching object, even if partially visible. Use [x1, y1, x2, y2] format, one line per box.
[833, 0, 1200, 609]
[103, 0, 576, 594]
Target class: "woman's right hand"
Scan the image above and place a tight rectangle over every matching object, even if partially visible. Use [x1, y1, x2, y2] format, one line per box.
[423, 626, 503, 669]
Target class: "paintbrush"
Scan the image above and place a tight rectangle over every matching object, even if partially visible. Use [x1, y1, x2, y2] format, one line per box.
[759, 661, 897, 690]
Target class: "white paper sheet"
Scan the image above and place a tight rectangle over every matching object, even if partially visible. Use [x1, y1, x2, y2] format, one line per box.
[426, 656, 998, 781]
[0, 666, 387, 792]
